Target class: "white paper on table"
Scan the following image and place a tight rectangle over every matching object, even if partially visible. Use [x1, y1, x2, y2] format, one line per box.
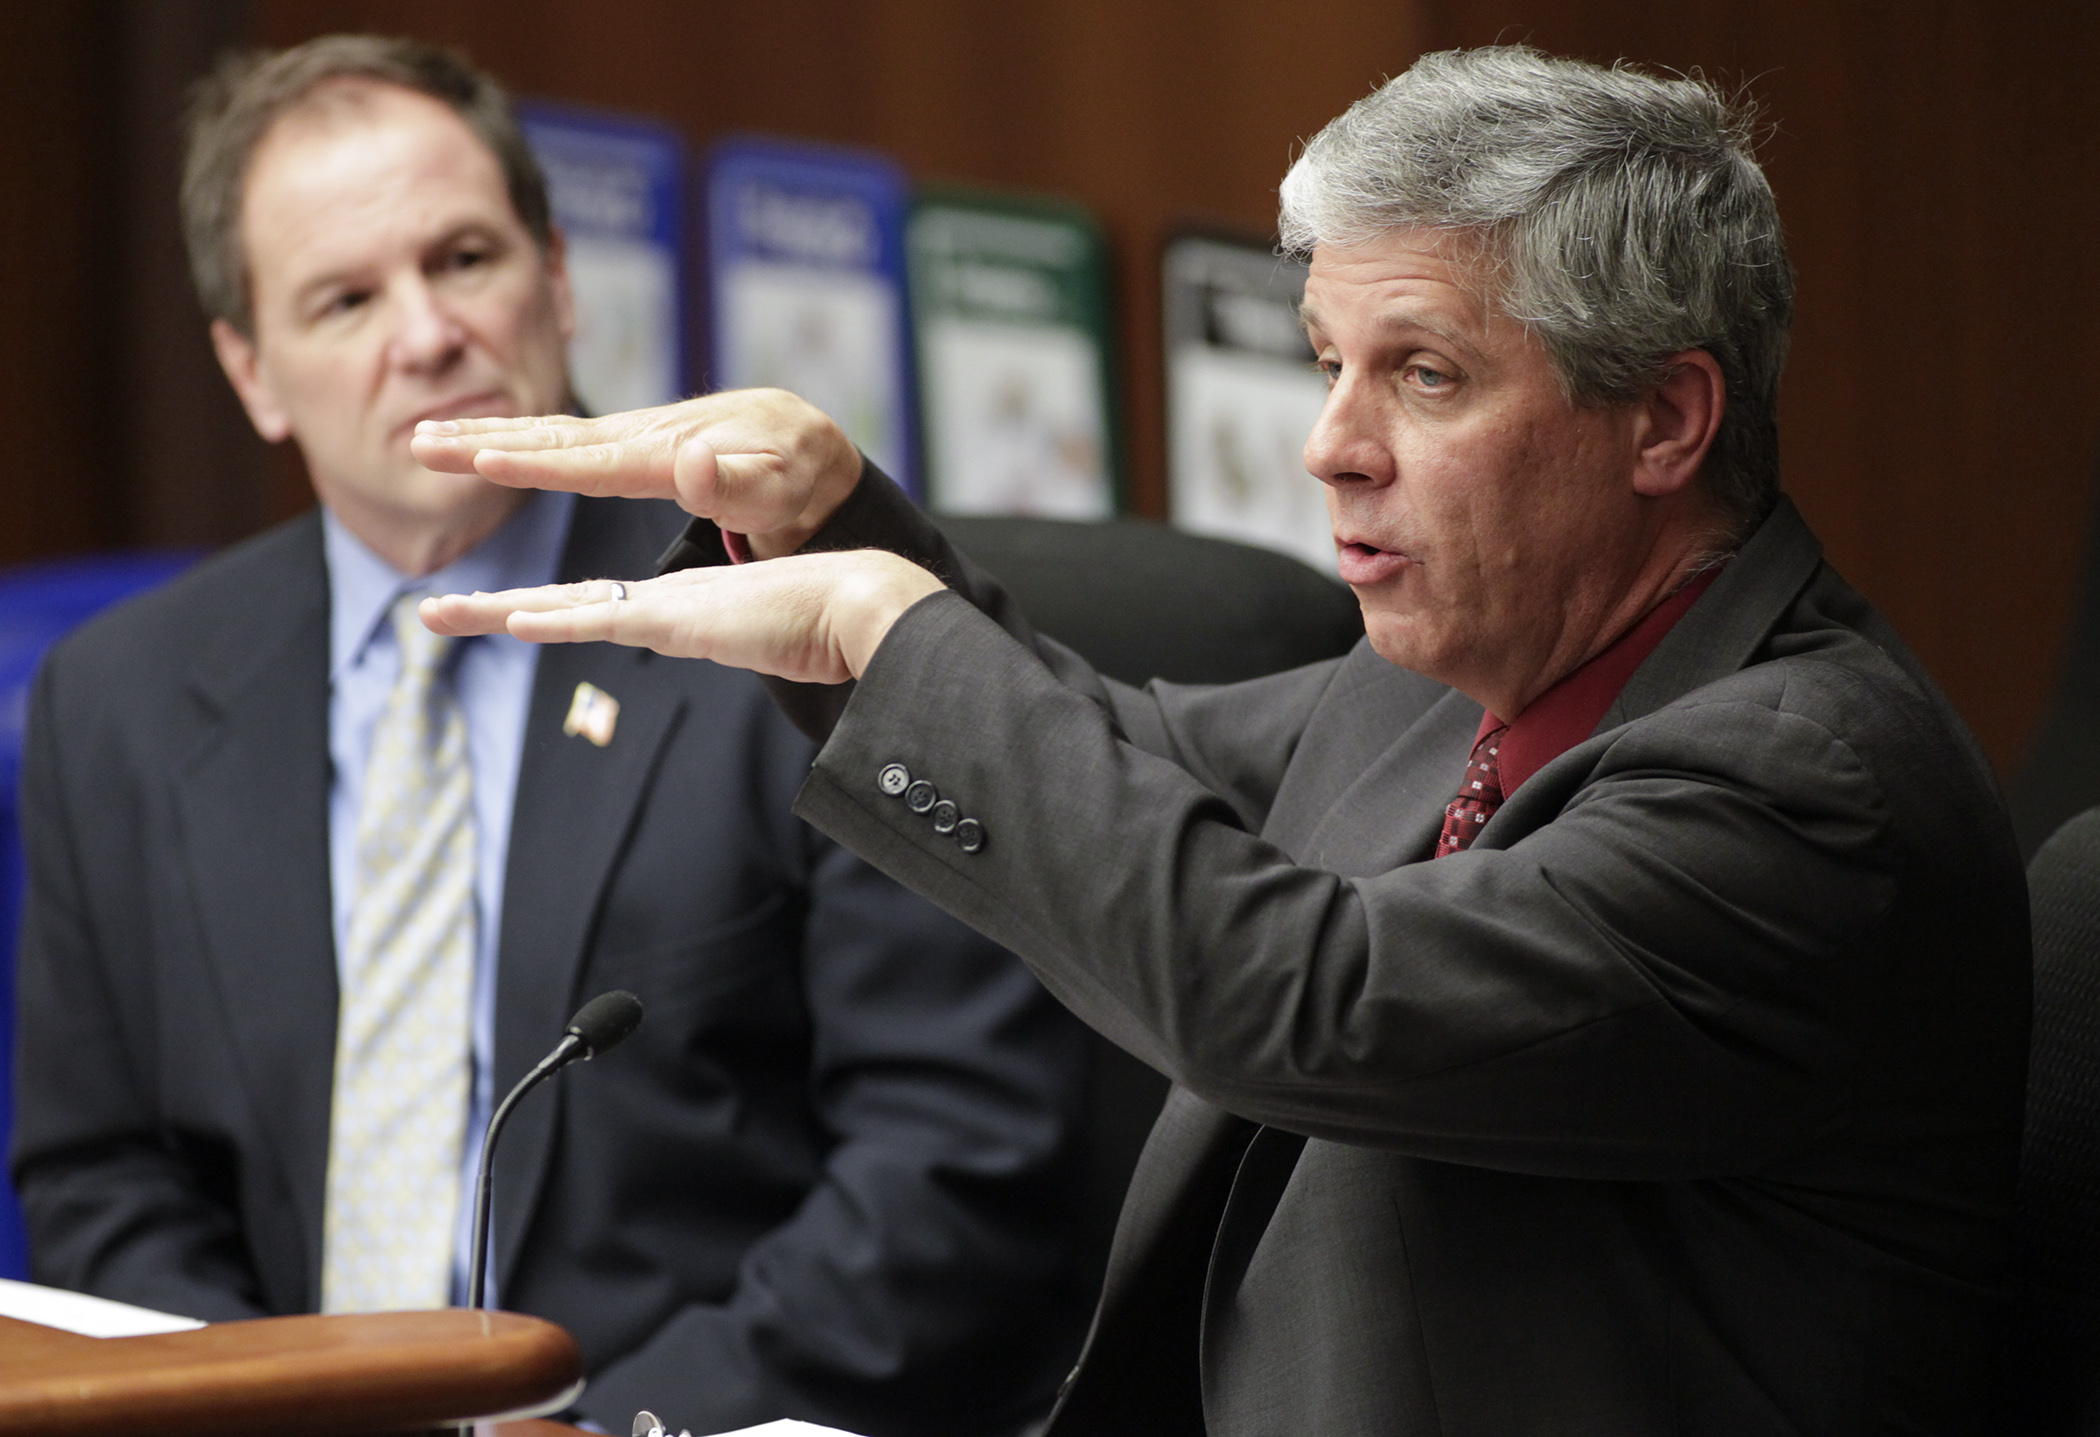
[0, 1277, 204, 1336]
[695, 1422, 869, 1437]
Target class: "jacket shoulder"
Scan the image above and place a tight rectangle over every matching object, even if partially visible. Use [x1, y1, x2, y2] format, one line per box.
[40, 512, 325, 691]
[1630, 564, 2017, 874]
[1741, 564, 1993, 777]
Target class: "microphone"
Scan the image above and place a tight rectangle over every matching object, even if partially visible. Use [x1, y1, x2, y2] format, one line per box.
[465, 990, 644, 1311]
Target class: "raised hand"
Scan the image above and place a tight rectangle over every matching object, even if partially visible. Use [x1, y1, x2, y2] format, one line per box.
[408, 388, 862, 557]
[421, 550, 946, 684]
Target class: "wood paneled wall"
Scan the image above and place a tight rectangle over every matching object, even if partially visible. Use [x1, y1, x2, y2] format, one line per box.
[5, 0, 2096, 771]
[1, 4, 124, 561]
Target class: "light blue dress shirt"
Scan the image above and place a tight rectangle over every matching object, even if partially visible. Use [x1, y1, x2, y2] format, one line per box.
[324, 489, 576, 1305]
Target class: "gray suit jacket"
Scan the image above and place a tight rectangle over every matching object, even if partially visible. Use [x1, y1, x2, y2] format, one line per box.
[12, 494, 1092, 1436]
[737, 471, 2030, 1435]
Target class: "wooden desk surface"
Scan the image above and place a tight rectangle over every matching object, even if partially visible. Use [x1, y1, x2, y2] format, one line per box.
[0, 1309, 581, 1435]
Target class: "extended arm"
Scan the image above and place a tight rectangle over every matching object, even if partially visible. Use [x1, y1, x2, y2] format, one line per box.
[793, 590, 1913, 1175]
[410, 395, 1906, 1176]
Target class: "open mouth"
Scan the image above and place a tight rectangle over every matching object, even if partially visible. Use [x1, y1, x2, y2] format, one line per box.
[1334, 539, 1412, 585]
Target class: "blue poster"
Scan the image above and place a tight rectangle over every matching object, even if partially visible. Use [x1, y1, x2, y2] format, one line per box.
[521, 103, 689, 414]
[705, 137, 916, 496]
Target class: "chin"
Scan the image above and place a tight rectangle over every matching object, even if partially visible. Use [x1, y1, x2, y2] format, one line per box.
[1360, 611, 1448, 680]
[401, 466, 512, 511]
[1360, 622, 1420, 673]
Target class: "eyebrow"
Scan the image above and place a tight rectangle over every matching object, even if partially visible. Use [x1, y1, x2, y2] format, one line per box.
[1299, 302, 1476, 356]
[289, 219, 509, 312]
[291, 266, 367, 315]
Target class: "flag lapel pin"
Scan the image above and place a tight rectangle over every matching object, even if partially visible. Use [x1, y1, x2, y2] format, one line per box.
[563, 681, 620, 747]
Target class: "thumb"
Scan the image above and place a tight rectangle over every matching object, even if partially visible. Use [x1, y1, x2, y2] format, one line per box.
[675, 436, 807, 533]
[669, 433, 723, 519]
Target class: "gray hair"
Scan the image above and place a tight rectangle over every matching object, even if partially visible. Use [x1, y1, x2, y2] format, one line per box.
[182, 34, 552, 337]
[1280, 46, 1794, 535]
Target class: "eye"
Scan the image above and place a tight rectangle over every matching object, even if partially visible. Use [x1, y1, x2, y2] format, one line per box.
[1406, 362, 1454, 391]
[321, 288, 372, 318]
[1315, 358, 1342, 388]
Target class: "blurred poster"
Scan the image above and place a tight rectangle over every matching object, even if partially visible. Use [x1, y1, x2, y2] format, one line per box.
[706, 138, 915, 494]
[908, 192, 1117, 518]
[1163, 235, 1335, 573]
[520, 104, 688, 414]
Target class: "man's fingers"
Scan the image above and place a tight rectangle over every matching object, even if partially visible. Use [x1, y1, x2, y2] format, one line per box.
[407, 392, 859, 543]
[409, 414, 600, 473]
[420, 580, 628, 637]
[473, 441, 678, 499]
[422, 413, 594, 437]
[415, 552, 913, 686]
[506, 603, 623, 645]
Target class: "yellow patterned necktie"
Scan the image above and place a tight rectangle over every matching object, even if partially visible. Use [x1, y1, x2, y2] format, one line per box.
[322, 594, 476, 1312]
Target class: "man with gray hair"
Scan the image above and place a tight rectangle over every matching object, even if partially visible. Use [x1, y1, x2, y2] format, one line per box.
[422, 46, 2027, 1435]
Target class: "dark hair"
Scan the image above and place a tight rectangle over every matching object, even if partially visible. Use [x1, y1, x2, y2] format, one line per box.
[182, 33, 552, 335]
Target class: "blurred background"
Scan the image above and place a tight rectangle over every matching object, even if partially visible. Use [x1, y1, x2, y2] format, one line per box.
[4, 0, 2099, 770]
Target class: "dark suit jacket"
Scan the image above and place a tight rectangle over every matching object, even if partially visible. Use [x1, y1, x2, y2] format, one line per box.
[733, 470, 2031, 1435]
[10, 495, 1092, 1436]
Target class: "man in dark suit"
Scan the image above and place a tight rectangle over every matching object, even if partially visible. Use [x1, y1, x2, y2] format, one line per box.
[423, 46, 2030, 1436]
[9, 35, 1089, 1436]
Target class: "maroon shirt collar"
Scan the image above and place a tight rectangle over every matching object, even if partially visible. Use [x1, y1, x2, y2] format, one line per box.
[1476, 566, 1722, 797]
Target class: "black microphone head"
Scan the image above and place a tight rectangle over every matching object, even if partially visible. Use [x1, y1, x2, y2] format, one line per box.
[565, 990, 644, 1058]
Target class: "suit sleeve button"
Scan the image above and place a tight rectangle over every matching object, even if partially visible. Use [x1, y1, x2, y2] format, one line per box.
[930, 799, 959, 833]
[879, 764, 911, 796]
[954, 818, 985, 853]
[905, 780, 939, 814]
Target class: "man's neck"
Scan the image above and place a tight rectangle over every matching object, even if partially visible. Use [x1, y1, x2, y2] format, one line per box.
[1480, 507, 1737, 723]
[327, 489, 532, 579]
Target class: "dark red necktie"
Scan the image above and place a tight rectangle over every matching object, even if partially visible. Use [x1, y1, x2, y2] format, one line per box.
[1435, 724, 1508, 859]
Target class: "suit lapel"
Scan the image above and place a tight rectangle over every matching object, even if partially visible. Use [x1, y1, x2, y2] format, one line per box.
[490, 498, 689, 1290]
[1287, 679, 1482, 878]
[171, 516, 337, 1305]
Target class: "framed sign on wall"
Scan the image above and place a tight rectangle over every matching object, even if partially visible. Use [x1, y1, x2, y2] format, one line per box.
[1162, 234, 1334, 574]
[520, 103, 689, 414]
[705, 137, 917, 496]
[907, 191, 1119, 519]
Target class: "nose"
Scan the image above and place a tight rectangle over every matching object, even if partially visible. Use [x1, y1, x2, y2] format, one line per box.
[386, 275, 468, 376]
[1303, 374, 1391, 490]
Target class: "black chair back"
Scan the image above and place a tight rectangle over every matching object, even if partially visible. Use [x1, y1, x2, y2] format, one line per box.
[2008, 807, 2100, 1432]
[934, 515, 1363, 687]
[2009, 453, 2100, 859]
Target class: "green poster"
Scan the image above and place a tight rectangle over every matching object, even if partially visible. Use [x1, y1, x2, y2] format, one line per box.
[907, 190, 1120, 517]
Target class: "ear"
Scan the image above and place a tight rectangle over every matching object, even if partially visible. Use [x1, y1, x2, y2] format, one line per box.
[543, 225, 576, 344]
[210, 318, 293, 443]
[1631, 349, 1726, 498]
